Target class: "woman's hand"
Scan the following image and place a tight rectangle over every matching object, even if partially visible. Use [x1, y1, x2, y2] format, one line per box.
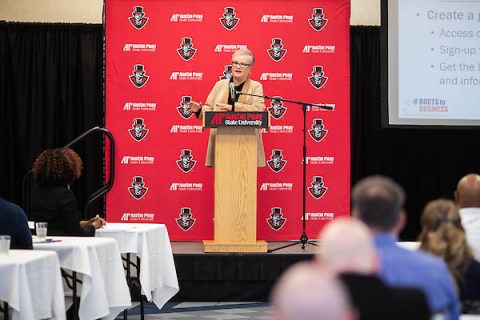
[214, 103, 232, 111]
[188, 101, 203, 113]
[90, 215, 106, 229]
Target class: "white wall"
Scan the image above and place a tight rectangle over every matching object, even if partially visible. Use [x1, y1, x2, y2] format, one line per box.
[0, 0, 380, 25]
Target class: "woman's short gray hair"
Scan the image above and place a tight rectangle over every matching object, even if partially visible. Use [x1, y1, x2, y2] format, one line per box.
[232, 47, 255, 65]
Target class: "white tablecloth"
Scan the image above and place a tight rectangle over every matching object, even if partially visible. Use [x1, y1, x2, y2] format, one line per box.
[397, 241, 421, 251]
[34, 236, 131, 320]
[96, 223, 179, 309]
[0, 250, 65, 320]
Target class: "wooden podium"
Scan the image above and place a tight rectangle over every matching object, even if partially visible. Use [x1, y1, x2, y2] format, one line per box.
[203, 112, 269, 253]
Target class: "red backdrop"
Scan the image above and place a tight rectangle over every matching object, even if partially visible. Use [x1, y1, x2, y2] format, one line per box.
[105, 0, 350, 241]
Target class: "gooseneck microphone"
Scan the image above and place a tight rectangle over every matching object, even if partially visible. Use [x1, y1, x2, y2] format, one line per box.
[229, 82, 236, 102]
[229, 82, 237, 111]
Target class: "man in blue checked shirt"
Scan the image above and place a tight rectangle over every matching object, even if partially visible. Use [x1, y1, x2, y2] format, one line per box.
[351, 175, 460, 320]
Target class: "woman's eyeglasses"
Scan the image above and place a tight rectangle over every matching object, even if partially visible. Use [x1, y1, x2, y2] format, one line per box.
[232, 61, 251, 68]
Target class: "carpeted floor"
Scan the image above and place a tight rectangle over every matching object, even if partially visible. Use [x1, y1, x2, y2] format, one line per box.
[118, 301, 272, 319]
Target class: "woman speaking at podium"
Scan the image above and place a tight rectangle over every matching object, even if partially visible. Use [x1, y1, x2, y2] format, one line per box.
[188, 48, 266, 167]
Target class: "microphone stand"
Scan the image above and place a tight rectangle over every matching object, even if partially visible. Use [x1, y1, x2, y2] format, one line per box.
[237, 91, 333, 252]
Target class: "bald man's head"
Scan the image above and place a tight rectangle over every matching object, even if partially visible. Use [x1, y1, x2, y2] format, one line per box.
[315, 218, 377, 274]
[455, 173, 480, 208]
[270, 262, 355, 320]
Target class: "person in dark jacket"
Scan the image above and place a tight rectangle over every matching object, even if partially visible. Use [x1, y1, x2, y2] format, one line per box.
[30, 148, 105, 236]
[0, 197, 33, 249]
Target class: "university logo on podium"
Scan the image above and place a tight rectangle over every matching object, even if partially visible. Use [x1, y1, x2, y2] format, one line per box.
[308, 8, 328, 31]
[128, 176, 148, 200]
[129, 6, 149, 30]
[176, 208, 196, 231]
[308, 176, 328, 199]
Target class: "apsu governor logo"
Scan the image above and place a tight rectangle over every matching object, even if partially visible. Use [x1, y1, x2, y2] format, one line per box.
[267, 38, 287, 62]
[308, 119, 328, 142]
[267, 207, 287, 231]
[176, 149, 197, 173]
[128, 176, 149, 200]
[267, 149, 287, 173]
[308, 176, 328, 199]
[308, 8, 328, 31]
[129, 64, 149, 88]
[129, 6, 149, 30]
[177, 96, 194, 119]
[308, 66, 328, 89]
[219, 65, 233, 80]
[219, 7, 239, 30]
[176, 207, 196, 231]
[128, 118, 149, 142]
[267, 96, 287, 120]
[177, 37, 197, 61]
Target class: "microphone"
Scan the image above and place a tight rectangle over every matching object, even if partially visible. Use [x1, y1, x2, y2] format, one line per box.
[229, 82, 236, 103]
[235, 90, 243, 96]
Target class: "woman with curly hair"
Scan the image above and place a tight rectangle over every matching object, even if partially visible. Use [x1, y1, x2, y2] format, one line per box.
[418, 199, 480, 313]
[30, 148, 105, 236]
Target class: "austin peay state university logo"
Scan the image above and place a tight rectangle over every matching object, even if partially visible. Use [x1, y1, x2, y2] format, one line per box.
[129, 6, 149, 30]
[308, 119, 328, 142]
[267, 96, 287, 120]
[128, 176, 149, 200]
[267, 149, 287, 173]
[129, 64, 149, 88]
[308, 176, 328, 199]
[177, 96, 194, 119]
[176, 149, 197, 173]
[176, 207, 196, 231]
[219, 65, 233, 80]
[267, 207, 287, 231]
[177, 37, 197, 61]
[308, 66, 328, 89]
[129, 118, 149, 142]
[219, 7, 240, 30]
[267, 38, 287, 62]
[308, 8, 328, 31]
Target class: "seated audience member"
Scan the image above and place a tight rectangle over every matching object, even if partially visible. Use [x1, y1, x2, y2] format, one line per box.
[455, 173, 480, 260]
[351, 175, 460, 320]
[270, 261, 356, 320]
[0, 197, 33, 249]
[418, 199, 480, 314]
[315, 218, 430, 320]
[30, 148, 105, 236]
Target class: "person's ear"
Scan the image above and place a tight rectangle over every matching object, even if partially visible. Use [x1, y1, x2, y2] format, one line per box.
[394, 210, 406, 234]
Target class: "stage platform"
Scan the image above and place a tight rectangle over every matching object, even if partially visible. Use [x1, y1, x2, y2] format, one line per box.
[170, 241, 316, 302]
